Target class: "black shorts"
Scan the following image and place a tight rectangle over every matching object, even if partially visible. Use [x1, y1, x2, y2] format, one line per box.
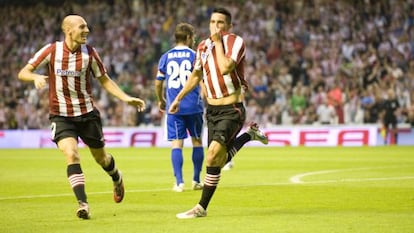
[383, 115, 397, 129]
[49, 109, 105, 148]
[206, 102, 246, 148]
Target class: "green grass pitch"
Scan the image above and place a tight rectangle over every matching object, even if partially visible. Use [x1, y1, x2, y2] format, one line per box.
[1, 146, 413, 233]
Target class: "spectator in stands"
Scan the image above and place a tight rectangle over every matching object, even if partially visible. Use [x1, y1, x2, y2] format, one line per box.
[1, 0, 414, 128]
[0, 102, 6, 129]
[316, 99, 337, 125]
[290, 83, 307, 115]
[343, 87, 363, 124]
[408, 92, 414, 126]
[327, 80, 344, 124]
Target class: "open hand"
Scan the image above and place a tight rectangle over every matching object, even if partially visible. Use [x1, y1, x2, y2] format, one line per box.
[126, 97, 146, 112]
[34, 75, 48, 89]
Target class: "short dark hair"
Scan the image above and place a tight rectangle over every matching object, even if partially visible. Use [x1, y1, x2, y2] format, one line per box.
[212, 7, 232, 24]
[175, 23, 194, 43]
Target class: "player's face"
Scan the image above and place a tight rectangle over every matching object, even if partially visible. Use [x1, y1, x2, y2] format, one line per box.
[70, 18, 89, 44]
[209, 13, 231, 36]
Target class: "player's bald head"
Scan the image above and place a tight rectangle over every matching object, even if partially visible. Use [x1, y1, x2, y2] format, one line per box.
[61, 15, 85, 34]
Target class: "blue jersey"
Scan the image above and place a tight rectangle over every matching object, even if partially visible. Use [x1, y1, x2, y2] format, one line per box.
[156, 45, 203, 115]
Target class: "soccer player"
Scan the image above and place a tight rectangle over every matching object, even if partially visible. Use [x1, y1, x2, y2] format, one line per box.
[155, 23, 205, 192]
[169, 7, 268, 219]
[17, 15, 146, 219]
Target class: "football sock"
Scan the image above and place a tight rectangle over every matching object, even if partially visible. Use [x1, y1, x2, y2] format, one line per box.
[67, 164, 87, 203]
[391, 131, 398, 144]
[192, 147, 204, 183]
[199, 166, 221, 210]
[172, 148, 184, 184]
[102, 155, 120, 183]
[226, 133, 250, 163]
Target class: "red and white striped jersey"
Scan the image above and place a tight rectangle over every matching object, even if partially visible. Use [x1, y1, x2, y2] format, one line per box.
[194, 32, 248, 99]
[28, 41, 107, 117]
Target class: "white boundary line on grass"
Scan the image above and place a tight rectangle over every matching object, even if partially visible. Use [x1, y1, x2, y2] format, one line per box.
[2, 166, 414, 201]
[0, 188, 173, 201]
[289, 166, 414, 184]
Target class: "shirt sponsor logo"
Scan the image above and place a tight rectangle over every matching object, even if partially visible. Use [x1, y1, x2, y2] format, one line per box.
[56, 69, 82, 77]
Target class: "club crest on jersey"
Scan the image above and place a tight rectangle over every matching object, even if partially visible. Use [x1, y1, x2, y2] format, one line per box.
[201, 42, 214, 60]
[56, 69, 82, 77]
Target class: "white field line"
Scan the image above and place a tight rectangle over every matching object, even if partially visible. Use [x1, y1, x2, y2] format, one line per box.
[1, 167, 414, 201]
[289, 166, 414, 184]
[0, 188, 171, 201]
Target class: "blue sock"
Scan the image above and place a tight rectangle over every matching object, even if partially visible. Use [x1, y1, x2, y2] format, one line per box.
[171, 148, 184, 184]
[192, 147, 204, 183]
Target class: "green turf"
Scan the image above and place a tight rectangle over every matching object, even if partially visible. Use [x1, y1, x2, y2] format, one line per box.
[1, 146, 414, 233]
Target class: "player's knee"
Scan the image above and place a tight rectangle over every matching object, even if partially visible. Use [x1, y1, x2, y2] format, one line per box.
[90, 148, 108, 166]
[192, 138, 203, 147]
[62, 148, 80, 162]
[206, 144, 226, 166]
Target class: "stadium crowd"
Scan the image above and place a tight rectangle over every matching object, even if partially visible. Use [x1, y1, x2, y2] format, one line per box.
[1, 0, 414, 129]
